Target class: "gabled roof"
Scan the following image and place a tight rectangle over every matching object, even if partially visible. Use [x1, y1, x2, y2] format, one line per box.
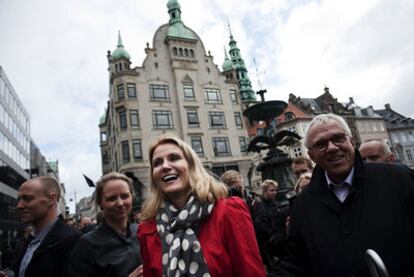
[276, 101, 313, 124]
[376, 104, 414, 129]
[298, 98, 322, 113]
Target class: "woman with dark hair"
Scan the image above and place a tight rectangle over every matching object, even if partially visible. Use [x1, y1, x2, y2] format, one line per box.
[138, 133, 265, 277]
[66, 172, 142, 277]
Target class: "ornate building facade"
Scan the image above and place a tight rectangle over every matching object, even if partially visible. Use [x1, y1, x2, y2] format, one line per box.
[99, 0, 257, 200]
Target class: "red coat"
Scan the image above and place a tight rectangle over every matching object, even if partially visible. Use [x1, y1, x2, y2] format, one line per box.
[138, 197, 266, 277]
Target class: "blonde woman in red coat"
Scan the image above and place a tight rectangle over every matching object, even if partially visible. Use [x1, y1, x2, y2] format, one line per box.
[138, 133, 265, 277]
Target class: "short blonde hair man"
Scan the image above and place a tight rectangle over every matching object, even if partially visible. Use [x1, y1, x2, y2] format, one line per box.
[261, 179, 278, 193]
[220, 170, 242, 189]
[261, 179, 278, 201]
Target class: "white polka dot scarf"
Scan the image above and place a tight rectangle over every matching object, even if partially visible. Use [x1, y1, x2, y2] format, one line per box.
[156, 195, 214, 277]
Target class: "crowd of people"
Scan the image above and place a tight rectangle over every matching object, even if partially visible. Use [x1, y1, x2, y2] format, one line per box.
[1, 113, 413, 277]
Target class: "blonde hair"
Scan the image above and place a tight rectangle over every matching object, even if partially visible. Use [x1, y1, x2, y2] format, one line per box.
[220, 170, 241, 187]
[95, 172, 134, 207]
[261, 179, 278, 193]
[294, 172, 312, 193]
[140, 133, 228, 221]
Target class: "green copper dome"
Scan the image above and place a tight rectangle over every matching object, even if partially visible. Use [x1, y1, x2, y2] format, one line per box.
[222, 47, 233, 71]
[167, 0, 180, 10]
[166, 0, 195, 40]
[167, 24, 195, 40]
[112, 31, 130, 60]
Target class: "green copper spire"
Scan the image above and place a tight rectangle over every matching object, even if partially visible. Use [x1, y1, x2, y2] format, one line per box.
[99, 108, 107, 124]
[167, 0, 181, 24]
[166, 0, 195, 40]
[222, 46, 233, 71]
[227, 24, 256, 103]
[112, 31, 131, 60]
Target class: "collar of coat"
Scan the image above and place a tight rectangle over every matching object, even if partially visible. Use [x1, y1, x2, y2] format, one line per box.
[29, 215, 67, 256]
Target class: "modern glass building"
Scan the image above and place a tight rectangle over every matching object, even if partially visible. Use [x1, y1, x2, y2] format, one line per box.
[0, 66, 31, 235]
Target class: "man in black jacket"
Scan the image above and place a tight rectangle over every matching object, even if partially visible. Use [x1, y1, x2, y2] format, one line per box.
[275, 114, 414, 277]
[11, 176, 80, 277]
[254, 180, 289, 271]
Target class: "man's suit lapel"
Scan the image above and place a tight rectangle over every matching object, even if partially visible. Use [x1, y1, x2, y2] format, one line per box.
[311, 166, 342, 216]
[32, 218, 61, 258]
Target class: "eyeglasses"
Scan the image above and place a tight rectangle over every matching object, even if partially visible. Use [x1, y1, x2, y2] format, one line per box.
[310, 133, 349, 153]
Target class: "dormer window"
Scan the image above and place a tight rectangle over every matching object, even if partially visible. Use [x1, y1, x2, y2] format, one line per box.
[284, 111, 296, 121]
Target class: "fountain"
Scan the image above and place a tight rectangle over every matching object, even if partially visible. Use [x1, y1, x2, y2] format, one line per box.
[243, 90, 301, 205]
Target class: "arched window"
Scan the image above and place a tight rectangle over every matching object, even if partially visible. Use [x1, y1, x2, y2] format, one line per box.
[184, 49, 189, 57]
[173, 47, 178, 56]
[179, 48, 183, 56]
[284, 111, 296, 121]
[190, 49, 194, 57]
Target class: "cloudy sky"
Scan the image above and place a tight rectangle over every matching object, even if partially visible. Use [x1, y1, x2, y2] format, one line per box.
[1, 0, 413, 210]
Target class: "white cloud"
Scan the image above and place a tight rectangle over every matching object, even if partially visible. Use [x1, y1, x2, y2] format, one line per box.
[1, 0, 413, 210]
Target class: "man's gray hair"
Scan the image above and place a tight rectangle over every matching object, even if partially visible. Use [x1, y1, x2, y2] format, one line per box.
[304, 114, 352, 148]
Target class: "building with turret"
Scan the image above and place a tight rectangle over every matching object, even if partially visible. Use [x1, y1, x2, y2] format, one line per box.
[99, 0, 257, 198]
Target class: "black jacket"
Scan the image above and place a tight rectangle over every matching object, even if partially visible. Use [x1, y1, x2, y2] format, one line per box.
[66, 221, 142, 277]
[275, 151, 414, 277]
[12, 216, 81, 277]
[254, 197, 289, 242]
[254, 197, 289, 266]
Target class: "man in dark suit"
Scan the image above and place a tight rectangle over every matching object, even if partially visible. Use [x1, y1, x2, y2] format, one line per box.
[11, 176, 80, 277]
[275, 114, 414, 277]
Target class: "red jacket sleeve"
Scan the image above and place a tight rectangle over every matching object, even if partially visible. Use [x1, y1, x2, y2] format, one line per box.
[224, 197, 266, 277]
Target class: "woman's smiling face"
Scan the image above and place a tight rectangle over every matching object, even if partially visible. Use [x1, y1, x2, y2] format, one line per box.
[152, 143, 190, 205]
